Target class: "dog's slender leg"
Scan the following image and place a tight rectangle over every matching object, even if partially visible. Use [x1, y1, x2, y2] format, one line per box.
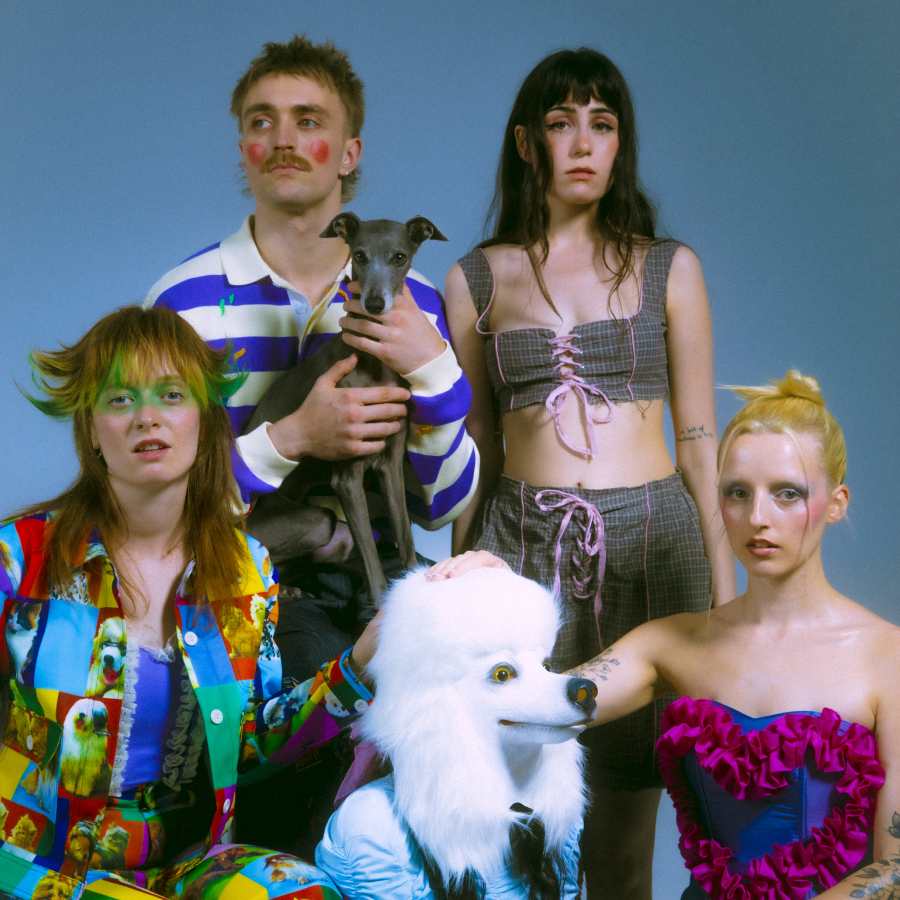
[377, 431, 416, 570]
[331, 462, 387, 617]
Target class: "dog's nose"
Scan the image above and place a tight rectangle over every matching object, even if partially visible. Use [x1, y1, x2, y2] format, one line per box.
[567, 677, 598, 718]
[364, 294, 386, 314]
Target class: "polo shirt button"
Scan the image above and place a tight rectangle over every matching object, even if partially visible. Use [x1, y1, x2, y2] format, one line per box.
[223, 797, 231, 812]
[184, 631, 198, 646]
[210, 708, 224, 725]
[26, 735, 33, 751]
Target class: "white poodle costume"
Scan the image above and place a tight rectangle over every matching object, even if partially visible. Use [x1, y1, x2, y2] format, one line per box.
[316, 566, 592, 898]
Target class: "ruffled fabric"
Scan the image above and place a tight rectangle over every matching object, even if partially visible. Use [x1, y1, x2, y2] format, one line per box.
[656, 698, 885, 899]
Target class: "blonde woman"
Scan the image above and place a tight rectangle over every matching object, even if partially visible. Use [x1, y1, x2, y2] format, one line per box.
[435, 372, 899, 898]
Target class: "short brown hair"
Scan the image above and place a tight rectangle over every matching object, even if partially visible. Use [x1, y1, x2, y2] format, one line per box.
[231, 35, 365, 201]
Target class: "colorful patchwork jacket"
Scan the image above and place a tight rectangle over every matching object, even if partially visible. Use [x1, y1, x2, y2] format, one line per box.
[0, 513, 371, 895]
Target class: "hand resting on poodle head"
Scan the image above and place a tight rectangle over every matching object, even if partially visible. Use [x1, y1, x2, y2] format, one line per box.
[315, 563, 597, 899]
[0, 305, 385, 899]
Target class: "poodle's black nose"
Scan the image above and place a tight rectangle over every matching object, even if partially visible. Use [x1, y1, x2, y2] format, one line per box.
[567, 677, 598, 718]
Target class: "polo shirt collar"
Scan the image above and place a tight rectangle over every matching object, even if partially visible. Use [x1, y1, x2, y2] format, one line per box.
[220, 216, 274, 286]
[219, 216, 353, 290]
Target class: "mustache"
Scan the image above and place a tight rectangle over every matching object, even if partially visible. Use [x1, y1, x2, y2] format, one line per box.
[263, 151, 312, 173]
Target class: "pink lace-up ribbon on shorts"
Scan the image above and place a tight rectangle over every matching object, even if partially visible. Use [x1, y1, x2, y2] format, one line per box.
[545, 333, 613, 460]
[534, 489, 607, 646]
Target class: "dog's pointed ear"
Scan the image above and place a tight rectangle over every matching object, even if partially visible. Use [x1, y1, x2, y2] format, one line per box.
[321, 212, 360, 241]
[406, 216, 448, 245]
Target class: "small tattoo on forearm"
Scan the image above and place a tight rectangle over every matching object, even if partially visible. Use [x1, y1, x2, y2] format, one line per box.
[889, 811, 900, 840]
[677, 424, 715, 442]
[577, 648, 620, 682]
[849, 850, 900, 898]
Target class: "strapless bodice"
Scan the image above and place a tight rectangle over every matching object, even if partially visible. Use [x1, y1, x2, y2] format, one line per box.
[656, 698, 884, 899]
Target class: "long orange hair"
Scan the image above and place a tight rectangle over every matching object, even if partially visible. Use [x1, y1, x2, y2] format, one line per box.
[16, 305, 248, 602]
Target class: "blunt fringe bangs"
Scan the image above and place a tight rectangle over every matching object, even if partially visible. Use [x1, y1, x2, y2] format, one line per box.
[484, 48, 656, 313]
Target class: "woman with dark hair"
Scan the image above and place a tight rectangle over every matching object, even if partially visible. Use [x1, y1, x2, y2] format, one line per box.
[0, 306, 376, 898]
[445, 48, 735, 896]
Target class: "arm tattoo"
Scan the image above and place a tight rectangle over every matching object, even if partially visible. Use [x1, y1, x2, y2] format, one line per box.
[849, 813, 900, 897]
[890, 811, 900, 840]
[676, 423, 715, 442]
[574, 648, 621, 682]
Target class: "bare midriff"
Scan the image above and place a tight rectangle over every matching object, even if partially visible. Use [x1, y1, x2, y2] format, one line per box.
[501, 398, 675, 489]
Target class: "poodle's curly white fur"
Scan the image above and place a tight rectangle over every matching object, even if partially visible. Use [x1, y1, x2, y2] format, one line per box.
[361, 566, 589, 886]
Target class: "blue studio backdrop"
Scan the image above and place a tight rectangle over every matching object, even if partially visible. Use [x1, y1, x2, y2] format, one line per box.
[2, 3, 897, 894]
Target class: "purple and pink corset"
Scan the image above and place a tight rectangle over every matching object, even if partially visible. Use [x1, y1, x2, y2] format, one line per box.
[656, 697, 884, 899]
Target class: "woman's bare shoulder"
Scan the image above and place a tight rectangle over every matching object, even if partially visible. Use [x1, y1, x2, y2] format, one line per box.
[630, 608, 716, 649]
[480, 243, 528, 278]
[837, 593, 899, 638]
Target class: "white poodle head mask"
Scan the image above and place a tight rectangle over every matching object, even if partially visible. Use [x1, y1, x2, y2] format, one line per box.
[361, 567, 592, 882]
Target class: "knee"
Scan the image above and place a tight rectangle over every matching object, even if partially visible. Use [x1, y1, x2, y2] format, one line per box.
[581, 840, 654, 899]
[580, 792, 658, 900]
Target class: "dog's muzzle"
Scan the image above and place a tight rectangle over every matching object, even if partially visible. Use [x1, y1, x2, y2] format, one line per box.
[567, 677, 598, 718]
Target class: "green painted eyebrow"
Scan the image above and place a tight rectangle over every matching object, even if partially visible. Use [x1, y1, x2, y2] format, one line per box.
[100, 374, 187, 391]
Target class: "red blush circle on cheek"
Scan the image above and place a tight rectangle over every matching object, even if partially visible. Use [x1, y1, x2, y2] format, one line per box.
[309, 139, 330, 165]
[246, 143, 267, 167]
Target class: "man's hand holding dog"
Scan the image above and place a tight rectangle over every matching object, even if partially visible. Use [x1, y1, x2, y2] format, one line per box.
[267, 354, 410, 461]
[340, 283, 446, 375]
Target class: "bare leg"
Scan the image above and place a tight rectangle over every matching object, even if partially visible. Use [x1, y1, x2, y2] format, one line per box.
[582, 786, 660, 900]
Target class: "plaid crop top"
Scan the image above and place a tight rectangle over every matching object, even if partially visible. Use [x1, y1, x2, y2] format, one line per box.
[458, 241, 679, 459]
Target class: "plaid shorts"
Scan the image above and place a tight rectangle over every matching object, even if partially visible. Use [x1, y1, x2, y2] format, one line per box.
[475, 472, 711, 790]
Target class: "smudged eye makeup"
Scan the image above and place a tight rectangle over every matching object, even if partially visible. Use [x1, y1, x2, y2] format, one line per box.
[773, 483, 809, 503]
[721, 482, 749, 500]
[720, 482, 809, 503]
[543, 105, 618, 134]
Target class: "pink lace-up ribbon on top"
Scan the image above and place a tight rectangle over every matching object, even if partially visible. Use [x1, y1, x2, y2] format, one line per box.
[545, 333, 613, 460]
[534, 489, 607, 645]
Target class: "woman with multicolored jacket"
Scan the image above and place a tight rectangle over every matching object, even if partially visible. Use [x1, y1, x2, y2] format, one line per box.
[0, 305, 376, 899]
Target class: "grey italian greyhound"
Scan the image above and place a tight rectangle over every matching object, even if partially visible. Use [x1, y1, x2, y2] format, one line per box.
[245, 213, 447, 621]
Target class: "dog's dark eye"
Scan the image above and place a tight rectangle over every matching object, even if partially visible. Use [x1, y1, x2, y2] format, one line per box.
[391, 252, 408, 267]
[490, 664, 516, 683]
[352, 250, 369, 266]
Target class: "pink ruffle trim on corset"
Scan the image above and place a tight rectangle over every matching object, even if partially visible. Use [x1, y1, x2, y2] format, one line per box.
[656, 698, 885, 899]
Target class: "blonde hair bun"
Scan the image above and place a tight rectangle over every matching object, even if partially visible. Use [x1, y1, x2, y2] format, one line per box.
[729, 370, 824, 407]
[719, 370, 845, 485]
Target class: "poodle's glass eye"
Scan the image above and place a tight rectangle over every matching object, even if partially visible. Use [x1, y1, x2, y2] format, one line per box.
[489, 664, 517, 683]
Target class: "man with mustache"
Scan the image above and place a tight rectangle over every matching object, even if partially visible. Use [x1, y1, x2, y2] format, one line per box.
[146, 36, 477, 669]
